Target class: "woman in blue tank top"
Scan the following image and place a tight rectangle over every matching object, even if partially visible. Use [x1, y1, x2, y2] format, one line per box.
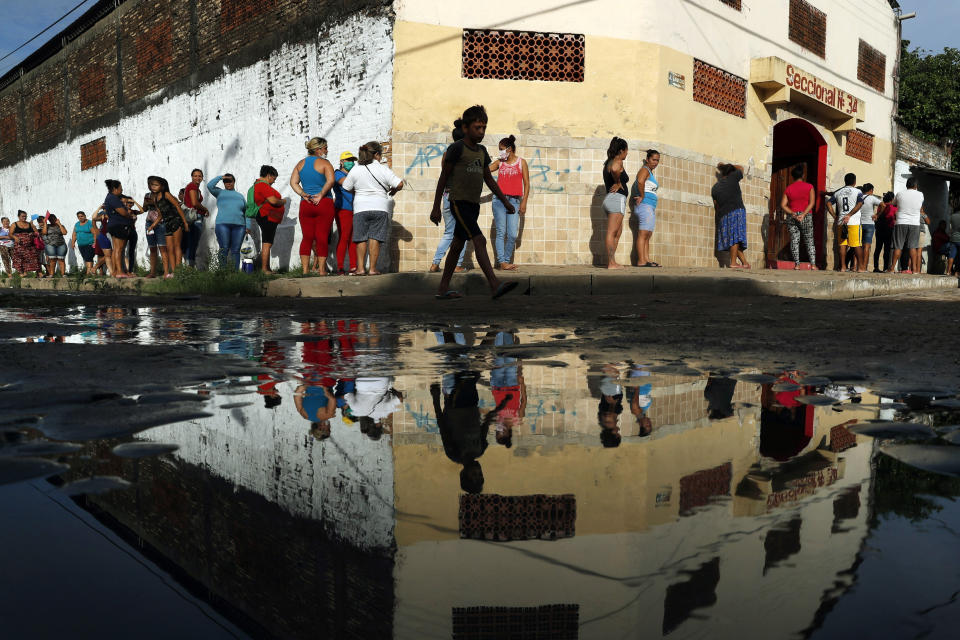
[289, 137, 336, 274]
[632, 149, 661, 267]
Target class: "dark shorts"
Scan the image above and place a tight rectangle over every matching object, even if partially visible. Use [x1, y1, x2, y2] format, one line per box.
[78, 245, 95, 262]
[97, 233, 112, 251]
[861, 224, 876, 244]
[257, 215, 279, 244]
[108, 224, 133, 241]
[162, 215, 183, 234]
[450, 200, 482, 241]
[892, 224, 920, 250]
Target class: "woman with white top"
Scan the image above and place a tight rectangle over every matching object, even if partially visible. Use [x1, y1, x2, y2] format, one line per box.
[632, 149, 661, 267]
[341, 141, 404, 275]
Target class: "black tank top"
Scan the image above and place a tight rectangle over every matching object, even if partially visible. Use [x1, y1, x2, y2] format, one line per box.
[156, 194, 178, 221]
[603, 160, 628, 196]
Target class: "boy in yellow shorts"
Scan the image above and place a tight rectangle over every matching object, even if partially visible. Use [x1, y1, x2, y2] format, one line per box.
[827, 173, 866, 272]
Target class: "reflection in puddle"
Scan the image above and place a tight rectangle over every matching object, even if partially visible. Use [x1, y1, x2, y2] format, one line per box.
[2, 305, 960, 638]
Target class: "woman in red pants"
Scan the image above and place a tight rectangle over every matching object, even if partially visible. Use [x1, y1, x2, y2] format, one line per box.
[333, 151, 360, 274]
[289, 137, 336, 274]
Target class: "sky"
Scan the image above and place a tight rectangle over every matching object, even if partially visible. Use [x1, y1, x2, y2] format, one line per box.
[0, 0, 956, 78]
[898, 0, 960, 53]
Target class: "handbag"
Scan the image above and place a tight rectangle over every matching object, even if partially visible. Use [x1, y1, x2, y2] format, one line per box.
[365, 164, 396, 213]
[183, 207, 199, 224]
[33, 233, 45, 251]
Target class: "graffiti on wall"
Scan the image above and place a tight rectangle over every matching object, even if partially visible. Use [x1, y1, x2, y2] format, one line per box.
[405, 145, 582, 194]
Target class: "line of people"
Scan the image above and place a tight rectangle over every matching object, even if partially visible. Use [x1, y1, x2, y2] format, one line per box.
[787, 168, 936, 274]
[601, 138, 752, 270]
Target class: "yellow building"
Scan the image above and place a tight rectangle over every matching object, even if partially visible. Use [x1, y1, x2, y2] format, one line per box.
[390, 0, 902, 270]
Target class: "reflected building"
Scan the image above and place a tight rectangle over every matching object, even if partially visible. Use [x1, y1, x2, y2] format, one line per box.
[64, 327, 880, 639]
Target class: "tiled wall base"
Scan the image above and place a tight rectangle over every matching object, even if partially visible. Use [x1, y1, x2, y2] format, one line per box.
[389, 132, 769, 271]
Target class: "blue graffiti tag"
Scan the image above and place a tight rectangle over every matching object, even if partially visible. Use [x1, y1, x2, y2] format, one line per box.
[405, 144, 448, 176]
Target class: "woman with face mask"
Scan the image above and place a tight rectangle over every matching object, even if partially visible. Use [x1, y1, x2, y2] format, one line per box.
[290, 137, 336, 274]
[333, 151, 359, 274]
[487, 134, 530, 270]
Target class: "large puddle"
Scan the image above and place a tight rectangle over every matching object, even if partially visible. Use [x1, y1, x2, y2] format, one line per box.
[2, 306, 960, 639]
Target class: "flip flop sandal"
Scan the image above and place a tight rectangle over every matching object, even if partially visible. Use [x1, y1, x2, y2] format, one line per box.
[435, 290, 463, 300]
[492, 281, 519, 299]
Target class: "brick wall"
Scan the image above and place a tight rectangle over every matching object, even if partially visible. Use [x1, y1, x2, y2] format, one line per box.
[0, 0, 394, 271]
[197, 0, 309, 66]
[897, 124, 952, 170]
[23, 65, 65, 147]
[68, 30, 118, 126]
[0, 92, 19, 163]
[120, 1, 191, 103]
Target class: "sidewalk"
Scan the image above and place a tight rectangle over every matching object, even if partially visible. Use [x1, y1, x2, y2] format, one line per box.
[3, 266, 956, 300]
[266, 265, 956, 300]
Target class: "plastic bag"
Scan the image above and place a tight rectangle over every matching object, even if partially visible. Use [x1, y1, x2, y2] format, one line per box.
[240, 234, 258, 259]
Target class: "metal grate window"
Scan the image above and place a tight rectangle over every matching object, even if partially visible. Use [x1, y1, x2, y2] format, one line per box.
[693, 59, 747, 118]
[857, 40, 886, 92]
[459, 493, 576, 540]
[81, 137, 107, 170]
[789, 0, 827, 59]
[846, 130, 874, 163]
[453, 605, 579, 640]
[462, 29, 585, 82]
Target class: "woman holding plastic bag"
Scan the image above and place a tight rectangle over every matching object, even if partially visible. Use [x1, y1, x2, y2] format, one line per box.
[208, 172, 252, 270]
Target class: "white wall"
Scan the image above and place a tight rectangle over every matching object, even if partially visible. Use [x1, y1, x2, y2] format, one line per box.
[144, 377, 397, 551]
[0, 12, 394, 271]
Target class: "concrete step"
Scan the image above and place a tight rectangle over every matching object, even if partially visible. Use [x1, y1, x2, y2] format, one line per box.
[3, 267, 956, 300]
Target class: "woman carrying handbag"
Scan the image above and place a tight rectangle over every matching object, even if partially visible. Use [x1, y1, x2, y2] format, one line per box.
[340, 141, 404, 275]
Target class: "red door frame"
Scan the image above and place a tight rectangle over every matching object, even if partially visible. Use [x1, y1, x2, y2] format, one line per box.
[770, 119, 828, 268]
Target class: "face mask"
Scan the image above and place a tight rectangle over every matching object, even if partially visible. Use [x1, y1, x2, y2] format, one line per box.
[498, 149, 509, 161]
[344, 161, 355, 171]
[320, 153, 328, 159]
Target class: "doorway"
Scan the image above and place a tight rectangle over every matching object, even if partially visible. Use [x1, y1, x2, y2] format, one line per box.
[767, 119, 828, 269]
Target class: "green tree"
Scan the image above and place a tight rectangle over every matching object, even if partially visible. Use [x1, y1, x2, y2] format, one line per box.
[897, 42, 960, 171]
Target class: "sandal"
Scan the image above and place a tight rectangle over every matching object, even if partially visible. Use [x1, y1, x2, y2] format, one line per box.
[435, 290, 463, 300]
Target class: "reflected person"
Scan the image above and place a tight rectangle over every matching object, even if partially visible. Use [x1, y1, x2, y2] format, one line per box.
[598, 364, 623, 447]
[296, 382, 335, 440]
[704, 375, 736, 420]
[628, 363, 653, 436]
[484, 330, 526, 448]
[432, 372, 507, 494]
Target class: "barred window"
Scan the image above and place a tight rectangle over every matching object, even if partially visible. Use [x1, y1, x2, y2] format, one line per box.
[858, 40, 886, 92]
[789, 0, 827, 59]
[453, 605, 579, 640]
[0, 114, 15, 145]
[846, 130, 874, 163]
[462, 29, 585, 82]
[81, 137, 107, 170]
[693, 59, 747, 118]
